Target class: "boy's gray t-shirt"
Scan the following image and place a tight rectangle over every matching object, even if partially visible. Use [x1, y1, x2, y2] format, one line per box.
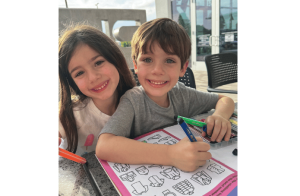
[100, 82, 219, 138]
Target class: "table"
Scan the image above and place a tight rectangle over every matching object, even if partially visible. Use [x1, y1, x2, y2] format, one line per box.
[59, 103, 237, 196]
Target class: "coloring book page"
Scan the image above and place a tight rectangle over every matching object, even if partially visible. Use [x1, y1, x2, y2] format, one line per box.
[98, 129, 237, 196]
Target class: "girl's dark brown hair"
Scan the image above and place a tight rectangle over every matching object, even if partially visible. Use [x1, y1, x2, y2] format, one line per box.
[131, 18, 191, 69]
[59, 24, 136, 153]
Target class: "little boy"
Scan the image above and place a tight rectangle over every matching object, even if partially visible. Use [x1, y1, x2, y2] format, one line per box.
[96, 18, 234, 172]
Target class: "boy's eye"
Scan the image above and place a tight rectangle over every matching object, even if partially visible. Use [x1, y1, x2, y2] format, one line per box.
[75, 71, 84, 78]
[166, 59, 175, 63]
[95, 61, 104, 66]
[143, 58, 152, 63]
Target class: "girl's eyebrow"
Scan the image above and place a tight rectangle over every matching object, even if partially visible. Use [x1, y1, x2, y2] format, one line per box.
[89, 54, 102, 63]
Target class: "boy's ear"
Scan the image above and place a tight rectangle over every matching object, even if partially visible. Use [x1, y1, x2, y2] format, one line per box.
[133, 59, 138, 74]
[179, 61, 189, 77]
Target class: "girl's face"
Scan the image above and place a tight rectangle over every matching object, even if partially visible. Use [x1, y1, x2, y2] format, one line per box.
[68, 44, 120, 106]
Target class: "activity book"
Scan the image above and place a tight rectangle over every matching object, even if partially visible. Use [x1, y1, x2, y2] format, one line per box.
[97, 125, 237, 196]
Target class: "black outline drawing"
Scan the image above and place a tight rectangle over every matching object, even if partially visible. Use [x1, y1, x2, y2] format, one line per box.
[148, 175, 165, 187]
[147, 134, 161, 140]
[191, 171, 212, 185]
[160, 166, 180, 180]
[207, 163, 225, 174]
[119, 171, 137, 182]
[158, 136, 171, 142]
[164, 139, 178, 145]
[148, 164, 164, 169]
[172, 179, 194, 195]
[135, 166, 149, 175]
[113, 163, 130, 173]
[131, 181, 148, 195]
[162, 189, 177, 196]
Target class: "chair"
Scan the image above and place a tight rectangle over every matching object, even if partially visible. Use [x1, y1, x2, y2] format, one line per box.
[178, 67, 196, 89]
[204, 53, 237, 94]
[130, 67, 196, 89]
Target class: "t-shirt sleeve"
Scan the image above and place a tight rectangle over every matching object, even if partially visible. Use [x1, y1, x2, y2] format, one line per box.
[99, 97, 135, 138]
[177, 83, 219, 117]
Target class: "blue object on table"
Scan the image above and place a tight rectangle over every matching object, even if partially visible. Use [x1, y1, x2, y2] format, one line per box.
[177, 118, 197, 142]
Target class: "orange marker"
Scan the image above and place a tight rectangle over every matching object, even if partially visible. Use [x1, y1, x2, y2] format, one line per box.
[59, 148, 86, 164]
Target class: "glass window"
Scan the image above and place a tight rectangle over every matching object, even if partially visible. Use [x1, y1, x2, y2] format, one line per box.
[220, 0, 238, 54]
[172, 0, 191, 37]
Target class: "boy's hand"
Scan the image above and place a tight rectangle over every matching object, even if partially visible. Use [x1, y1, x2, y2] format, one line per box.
[203, 114, 231, 142]
[168, 137, 211, 172]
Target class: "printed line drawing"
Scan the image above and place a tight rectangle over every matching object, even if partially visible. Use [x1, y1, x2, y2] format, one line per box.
[172, 179, 194, 195]
[160, 166, 180, 180]
[147, 134, 161, 140]
[135, 166, 149, 175]
[191, 171, 212, 185]
[149, 175, 165, 187]
[120, 171, 137, 182]
[148, 165, 164, 169]
[113, 163, 130, 173]
[158, 136, 171, 142]
[153, 142, 158, 144]
[131, 181, 148, 195]
[207, 163, 225, 174]
[164, 139, 178, 145]
[162, 189, 177, 196]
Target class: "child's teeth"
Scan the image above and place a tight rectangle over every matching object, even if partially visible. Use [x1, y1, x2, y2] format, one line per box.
[150, 81, 166, 84]
[95, 81, 108, 90]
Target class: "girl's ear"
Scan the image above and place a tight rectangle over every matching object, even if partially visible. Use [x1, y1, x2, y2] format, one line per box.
[179, 61, 189, 77]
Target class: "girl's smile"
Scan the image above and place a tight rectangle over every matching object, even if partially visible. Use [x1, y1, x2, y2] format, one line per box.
[91, 80, 109, 93]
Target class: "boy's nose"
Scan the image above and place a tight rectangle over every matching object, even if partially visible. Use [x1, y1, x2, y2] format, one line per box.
[152, 63, 164, 75]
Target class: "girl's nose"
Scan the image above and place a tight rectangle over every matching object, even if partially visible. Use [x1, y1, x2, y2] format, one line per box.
[88, 71, 101, 83]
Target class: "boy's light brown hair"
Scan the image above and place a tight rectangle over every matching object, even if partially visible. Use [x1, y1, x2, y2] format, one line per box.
[131, 18, 191, 69]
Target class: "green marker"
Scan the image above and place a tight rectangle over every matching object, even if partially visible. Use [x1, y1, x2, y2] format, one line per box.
[175, 115, 207, 127]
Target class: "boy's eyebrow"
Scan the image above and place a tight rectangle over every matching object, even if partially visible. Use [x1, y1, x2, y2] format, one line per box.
[69, 54, 102, 75]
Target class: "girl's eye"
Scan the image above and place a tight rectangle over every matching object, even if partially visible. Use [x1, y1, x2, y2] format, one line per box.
[166, 59, 175, 63]
[143, 58, 152, 63]
[95, 61, 104, 66]
[75, 71, 84, 78]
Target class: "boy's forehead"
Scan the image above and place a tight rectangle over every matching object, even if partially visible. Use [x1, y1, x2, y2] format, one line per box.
[140, 41, 175, 55]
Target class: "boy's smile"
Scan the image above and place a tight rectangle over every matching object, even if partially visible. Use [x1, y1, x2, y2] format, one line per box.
[134, 42, 187, 107]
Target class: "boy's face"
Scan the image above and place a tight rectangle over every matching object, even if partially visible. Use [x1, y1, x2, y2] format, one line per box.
[134, 42, 187, 105]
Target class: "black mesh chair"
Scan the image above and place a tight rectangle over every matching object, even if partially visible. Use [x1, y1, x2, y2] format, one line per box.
[204, 53, 237, 94]
[178, 67, 196, 89]
[130, 67, 196, 89]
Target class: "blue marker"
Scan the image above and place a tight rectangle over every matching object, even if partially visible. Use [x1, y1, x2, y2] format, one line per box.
[177, 118, 197, 142]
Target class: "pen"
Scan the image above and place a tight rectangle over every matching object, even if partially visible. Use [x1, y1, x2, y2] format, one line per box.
[82, 163, 103, 196]
[59, 147, 87, 164]
[229, 119, 238, 125]
[175, 115, 207, 127]
[177, 118, 197, 142]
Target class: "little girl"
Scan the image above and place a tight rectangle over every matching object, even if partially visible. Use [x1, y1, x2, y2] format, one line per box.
[59, 24, 136, 155]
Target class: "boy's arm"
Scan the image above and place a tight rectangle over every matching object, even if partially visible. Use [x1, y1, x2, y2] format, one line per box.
[204, 94, 235, 142]
[96, 134, 211, 172]
[213, 94, 235, 119]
